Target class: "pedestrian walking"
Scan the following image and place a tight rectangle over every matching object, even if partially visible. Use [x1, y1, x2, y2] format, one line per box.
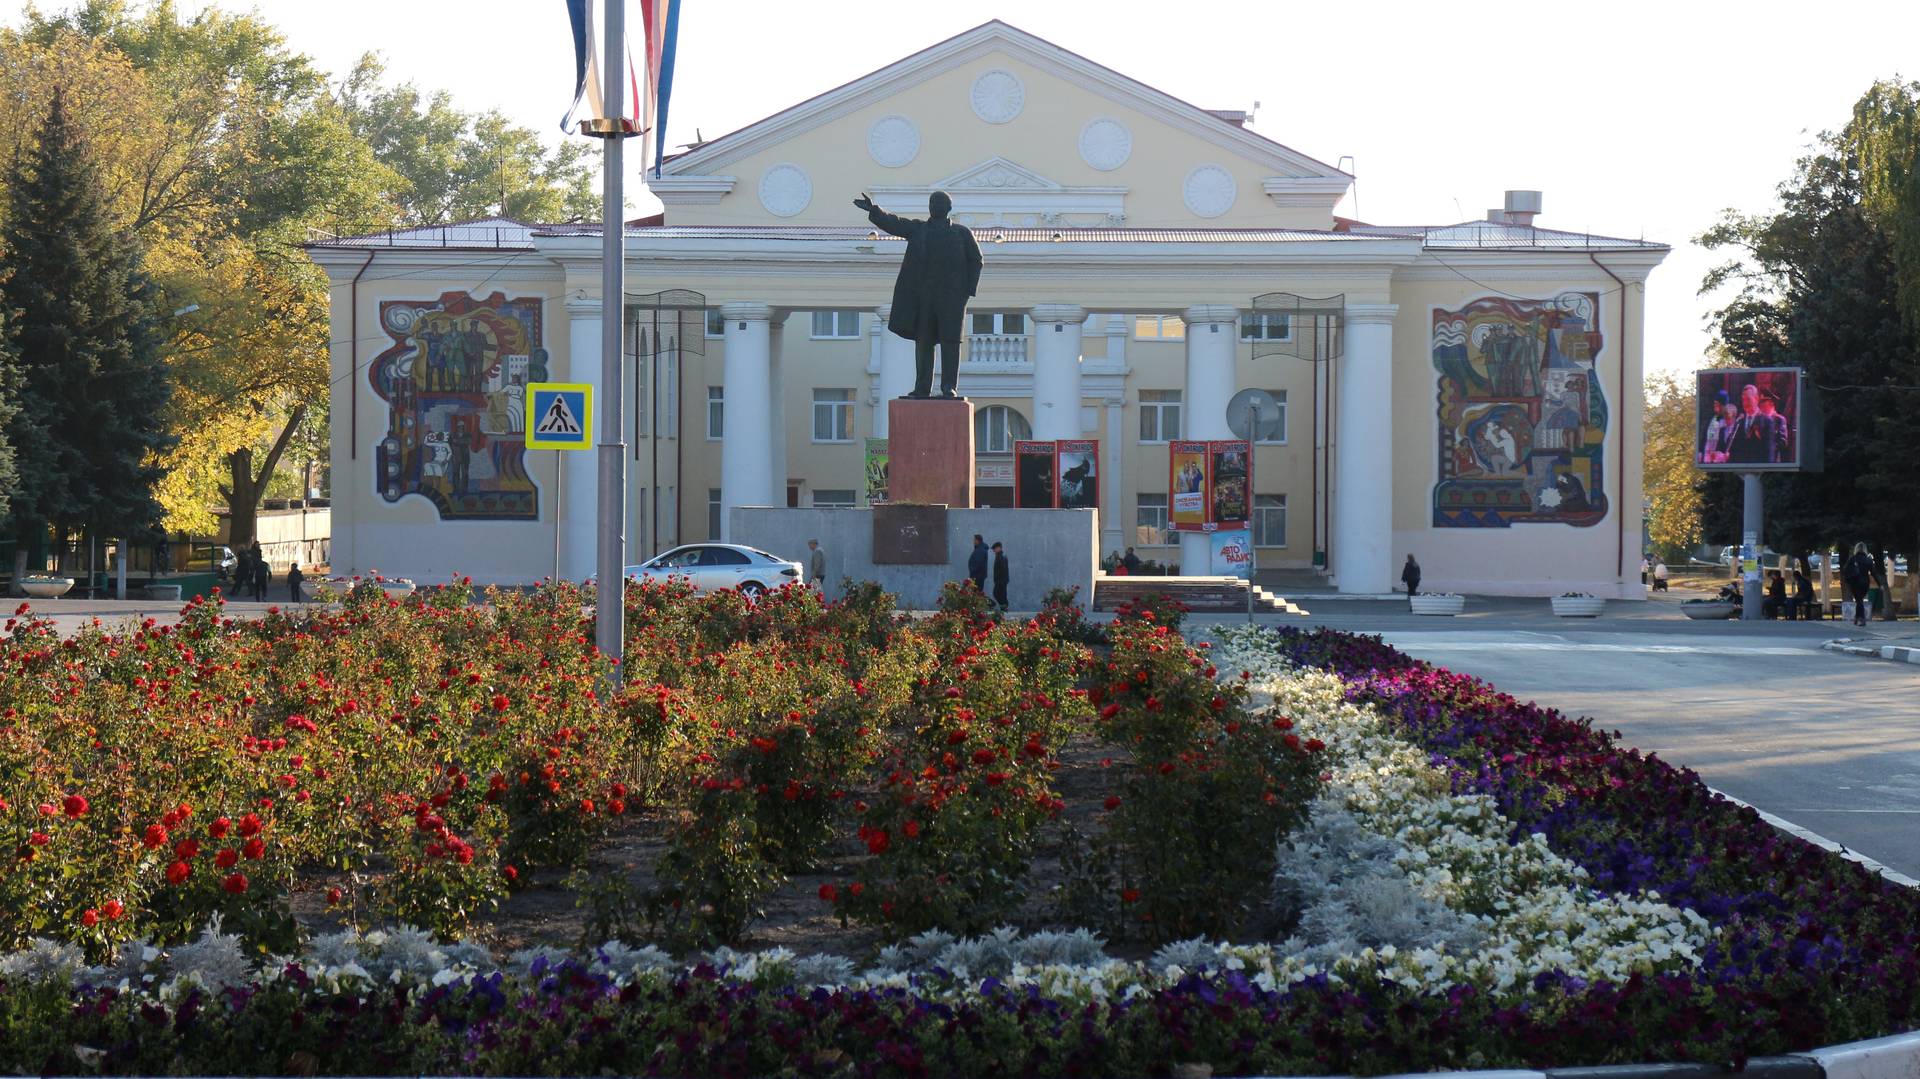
[1652, 560, 1670, 592]
[1401, 554, 1422, 598]
[1842, 541, 1875, 627]
[807, 539, 827, 593]
[967, 534, 988, 592]
[287, 563, 305, 604]
[990, 541, 1010, 611]
[252, 553, 270, 602]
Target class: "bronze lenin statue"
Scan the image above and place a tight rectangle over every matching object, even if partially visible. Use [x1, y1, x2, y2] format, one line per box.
[853, 190, 983, 399]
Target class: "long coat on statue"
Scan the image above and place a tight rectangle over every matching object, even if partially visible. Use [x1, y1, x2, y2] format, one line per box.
[868, 206, 983, 344]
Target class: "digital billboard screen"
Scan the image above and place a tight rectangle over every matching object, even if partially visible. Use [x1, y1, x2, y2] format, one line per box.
[1695, 367, 1805, 471]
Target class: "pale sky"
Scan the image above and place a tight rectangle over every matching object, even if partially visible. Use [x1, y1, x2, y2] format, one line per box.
[12, 0, 1920, 387]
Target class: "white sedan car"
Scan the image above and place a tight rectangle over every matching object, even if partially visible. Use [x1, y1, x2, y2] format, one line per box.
[624, 543, 803, 600]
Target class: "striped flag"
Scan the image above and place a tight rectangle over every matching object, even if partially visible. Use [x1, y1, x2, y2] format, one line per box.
[639, 0, 682, 175]
[561, 0, 642, 137]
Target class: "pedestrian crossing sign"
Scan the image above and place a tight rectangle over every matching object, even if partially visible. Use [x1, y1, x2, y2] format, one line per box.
[525, 383, 592, 450]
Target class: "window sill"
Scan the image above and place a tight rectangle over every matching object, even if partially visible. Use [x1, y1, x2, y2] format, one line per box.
[808, 335, 860, 342]
[810, 439, 856, 445]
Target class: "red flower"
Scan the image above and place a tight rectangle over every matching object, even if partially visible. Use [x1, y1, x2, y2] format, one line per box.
[28, 831, 49, 847]
[221, 872, 248, 895]
[903, 820, 920, 839]
[849, 881, 865, 898]
[865, 829, 890, 855]
[971, 748, 997, 766]
[142, 824, 169, 849]
[61, 794, 88, 818]
[173, 838, 200, 860]
[80, 908, 99, 927]
[1099, 704, 1120, 720]
[503, 865, 519, 883]
[751, 736, 777, 754]
[215, 849, 238, 869]
[102, 899, 123, 920]
[326, 886, 343, 905]
[242, 837, 265, 860]
[236, 813, 262, 837]
[984, 772, 1008, 786]
[1104, 796, 1122, 811]
[492, 694, 511, 712]
[208, 816, 231, 839]
[166, 861, 191, 885]
[943, 686, 962, 699]
[1121, 888, 1141, 904]
[818, 883, 838, 903]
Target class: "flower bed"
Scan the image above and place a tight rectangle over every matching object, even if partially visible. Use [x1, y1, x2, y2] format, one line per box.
[5, 595, 1917, 1074]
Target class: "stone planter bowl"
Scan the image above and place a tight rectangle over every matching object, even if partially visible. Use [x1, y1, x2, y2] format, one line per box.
[18, 577, 74, 599]
[1409, 594, 1466, 616]
[1551, 596, 1606, 618]
[1681, 600, 1740, 620]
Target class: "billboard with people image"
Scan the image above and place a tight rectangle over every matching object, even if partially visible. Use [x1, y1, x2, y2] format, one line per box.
[1695, 368, 1808, 471]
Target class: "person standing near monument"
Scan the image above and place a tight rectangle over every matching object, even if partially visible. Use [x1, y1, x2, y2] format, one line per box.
[991, 541, 1010, 611]
[807, 539, 827, 593]
[967, 534, 988, 592]
[853, 190, 983, 400]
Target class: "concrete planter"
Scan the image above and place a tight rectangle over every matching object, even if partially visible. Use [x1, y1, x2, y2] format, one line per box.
[141, 584, 183, 602]
[1409, 594, 1466, 616]
[1682, 599, 1740, 620]
[1551, 596, 1606, 618]
[18, 577, 74, 599]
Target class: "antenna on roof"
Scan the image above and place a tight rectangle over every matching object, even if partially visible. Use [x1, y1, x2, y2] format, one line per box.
[1337, 156, 1359, 221]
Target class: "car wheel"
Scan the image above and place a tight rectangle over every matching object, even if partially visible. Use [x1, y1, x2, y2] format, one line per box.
[738, 581, 766, 601]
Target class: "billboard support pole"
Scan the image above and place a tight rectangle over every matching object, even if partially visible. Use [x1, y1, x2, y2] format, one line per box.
[1741, 473, 1763, 621]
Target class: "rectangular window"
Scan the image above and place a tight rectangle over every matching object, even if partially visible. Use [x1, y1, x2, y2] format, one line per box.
[1240, 313, 1294, 342]
[1132, 315, 1186, 340]
[1135, 494, 1169, 546]
[1139, 389, 1181, 443]
[812, 388, 854, 442]
[664, 353, 679, 437]
[633, 491, 648, 554]
[809, 310, 861, 339]
[813, 489, 856, 509]
[633, 346, 648, 438]
[1256, 389, 1288, 444]
[970, 311, 1027, 336]
[705, 309, 725, 338]
[706, 386, 724, 440]
[1253, 494, 1288, 547]
[708, 488, 722, 540]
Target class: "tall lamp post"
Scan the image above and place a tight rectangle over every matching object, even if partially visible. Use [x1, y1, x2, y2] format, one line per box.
[579, 3, 633, 680]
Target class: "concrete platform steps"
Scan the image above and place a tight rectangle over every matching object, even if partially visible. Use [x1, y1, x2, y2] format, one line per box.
[1093, 575, 1309, 617]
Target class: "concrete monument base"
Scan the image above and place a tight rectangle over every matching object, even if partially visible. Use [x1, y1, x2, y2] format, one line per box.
[886, 398, 974, 508]
[732, 506, 1096, 611]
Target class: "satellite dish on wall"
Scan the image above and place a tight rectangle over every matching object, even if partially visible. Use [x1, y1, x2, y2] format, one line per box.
[1226, 388, 1281, 441]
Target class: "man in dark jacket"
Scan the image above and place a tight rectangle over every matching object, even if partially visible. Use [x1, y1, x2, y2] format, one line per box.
[991, 542, 1010, 611]
[967, 534, 988, 592]
[1842, 542, 1876, 627]
[854, 190, 983, 400]
[1401, 554, 1422, 598]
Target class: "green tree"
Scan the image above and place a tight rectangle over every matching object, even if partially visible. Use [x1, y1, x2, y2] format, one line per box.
[0, 308, 21, 526]
[1697, 79, 1920, 577]
[1, 88, 172, 582]
[1641, 374, 1702, 560]
[338, 53, 599, 225]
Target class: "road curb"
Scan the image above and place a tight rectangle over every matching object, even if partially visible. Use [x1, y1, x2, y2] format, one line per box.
[1823, 638, 1920, 665]
[1260, 1028, 1920, 1079]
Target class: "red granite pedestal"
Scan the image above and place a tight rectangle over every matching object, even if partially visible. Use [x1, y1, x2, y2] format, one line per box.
[886, 398, 974, 508]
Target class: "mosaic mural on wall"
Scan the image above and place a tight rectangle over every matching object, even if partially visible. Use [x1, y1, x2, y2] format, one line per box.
[370, 291, 547, 520]
[1432, 293, 1607, 527]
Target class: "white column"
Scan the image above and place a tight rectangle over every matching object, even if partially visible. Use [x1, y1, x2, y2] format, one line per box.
[1179, 304, 1238, 577]
[563, 295, 602, 580]
[719, 302, 774, 542]
[768, 312, 789, 505]
[1333, 303, 1398, 594]
[873, 304, 915, 432]
[1030, 304, 1086, 440]
[1103, 396, 1125, 557]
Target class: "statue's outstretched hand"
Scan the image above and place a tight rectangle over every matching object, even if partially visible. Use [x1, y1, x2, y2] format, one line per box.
[853, 192, 875, 212]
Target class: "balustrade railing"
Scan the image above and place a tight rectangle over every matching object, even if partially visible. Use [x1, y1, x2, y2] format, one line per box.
[964, 334, 1030, 365]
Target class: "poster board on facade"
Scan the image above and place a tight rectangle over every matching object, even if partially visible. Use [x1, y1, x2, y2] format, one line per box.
[1169, 440, 1209, 531]
[1694, 367, 1808, 472]
[1210, 529, 1253, 578]
[1056, 440, 1099, 510]
[864, 438, 889, 505]
[1208, 440, 1251, 529]
[1014, 441, 1056, 508]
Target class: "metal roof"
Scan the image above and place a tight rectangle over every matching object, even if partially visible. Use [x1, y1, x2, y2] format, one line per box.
[540, 224, 1399, 244]
[1348, 220, 1667, 250]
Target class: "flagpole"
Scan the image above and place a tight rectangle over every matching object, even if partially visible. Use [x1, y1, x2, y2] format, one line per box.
[594, 0, 629, 682]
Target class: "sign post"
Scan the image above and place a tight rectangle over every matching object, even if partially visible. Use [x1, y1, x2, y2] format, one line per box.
[527, 382, 595, 585]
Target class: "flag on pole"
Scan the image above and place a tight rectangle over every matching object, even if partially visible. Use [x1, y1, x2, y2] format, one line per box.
[638, 0, 682, 175]
[561, 0, 642, 136]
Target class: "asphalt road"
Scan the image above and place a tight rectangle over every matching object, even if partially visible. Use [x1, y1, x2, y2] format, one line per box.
[1276, 596, 1920, 880]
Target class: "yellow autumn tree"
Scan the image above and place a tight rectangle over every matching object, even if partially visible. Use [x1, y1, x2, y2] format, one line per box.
[1642, 373, 1704, 557]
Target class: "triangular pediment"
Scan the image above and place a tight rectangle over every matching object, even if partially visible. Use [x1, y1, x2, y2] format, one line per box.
[652, 20, 1351, 228]
[937, 156, 1063, 192]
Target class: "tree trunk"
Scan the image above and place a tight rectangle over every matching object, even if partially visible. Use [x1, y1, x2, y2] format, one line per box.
[222, 405, 308, 553]
[9, 548, 26, 597]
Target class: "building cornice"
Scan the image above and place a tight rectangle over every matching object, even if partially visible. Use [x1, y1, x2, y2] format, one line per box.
[646, 175, 737, 206]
